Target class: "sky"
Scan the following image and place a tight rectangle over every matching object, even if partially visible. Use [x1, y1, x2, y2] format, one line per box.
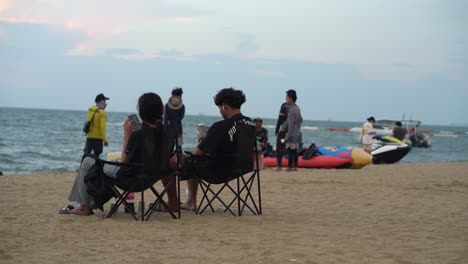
[0, 0, 467, 126]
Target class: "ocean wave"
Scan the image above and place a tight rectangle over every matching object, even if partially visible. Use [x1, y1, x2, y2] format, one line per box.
[0, 158, 28, 165]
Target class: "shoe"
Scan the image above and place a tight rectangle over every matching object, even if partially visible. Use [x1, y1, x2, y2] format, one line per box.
[275, 167, 282, 171]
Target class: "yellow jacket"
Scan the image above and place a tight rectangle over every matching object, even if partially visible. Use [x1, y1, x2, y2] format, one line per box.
[86, 105, 107, 142]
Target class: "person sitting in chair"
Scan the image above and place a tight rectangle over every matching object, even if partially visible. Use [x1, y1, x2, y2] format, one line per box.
[60, 92, 178, 215]
[254, 118, 269, 153]
[173, 88, 256, 212]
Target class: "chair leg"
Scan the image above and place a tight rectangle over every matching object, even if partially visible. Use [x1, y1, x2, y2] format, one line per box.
[237, 177, 241, 216]
[239, 173, 260, 215]
[224, 174, 258, 215]
[144, 177, 179, 221]
[197, 180, 236, 216]
[140, 191, 144, 221]
[226, 180, 255, 215]
[105, 188, 138, 221]
[196, 180, 215, 214]
[177, 170, 181, 219]
[257, 170, 262, 215]
[195, 171, 262, 216]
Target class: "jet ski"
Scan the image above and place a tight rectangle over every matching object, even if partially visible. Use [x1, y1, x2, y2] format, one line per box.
[371, 135, 412, 164]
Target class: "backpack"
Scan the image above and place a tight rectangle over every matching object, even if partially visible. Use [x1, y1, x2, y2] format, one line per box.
[82, 108, 100, 134]
[302, 143, 322, 160]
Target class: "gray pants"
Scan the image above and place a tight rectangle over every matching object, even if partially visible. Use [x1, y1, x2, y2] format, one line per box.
[68, 157, 119, 208]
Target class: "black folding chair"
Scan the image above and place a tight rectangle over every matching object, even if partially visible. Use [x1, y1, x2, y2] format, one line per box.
[87, 124, 181, 221]
[104, 164, 180, 221]
[195, 122, 262, 217]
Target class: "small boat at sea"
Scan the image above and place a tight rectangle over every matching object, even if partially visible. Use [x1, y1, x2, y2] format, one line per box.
[350, 119, 432, 148]
[371, 135, 412, 164]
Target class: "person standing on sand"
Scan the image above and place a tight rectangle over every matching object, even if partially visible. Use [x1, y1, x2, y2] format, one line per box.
[254, 118, 269, 153]
[83, 93, 109, 160]
[284, 90, 302, 172]
[360, 116, 375, 154]
[164, 87, 185, 147]
[275, 102, 289, 170]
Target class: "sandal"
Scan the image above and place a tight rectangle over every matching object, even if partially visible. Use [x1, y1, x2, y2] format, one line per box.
[59, 205, 75, 214]
[59, 205, 94, 216]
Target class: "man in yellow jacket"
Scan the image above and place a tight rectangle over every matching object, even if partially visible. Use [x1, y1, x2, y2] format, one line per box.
[83, 93, 109, 159]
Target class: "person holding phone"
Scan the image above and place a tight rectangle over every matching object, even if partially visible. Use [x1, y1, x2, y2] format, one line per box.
[254, 118, 268, 153]
[170, 88, 256, 212]
[61, 92, 178, 215]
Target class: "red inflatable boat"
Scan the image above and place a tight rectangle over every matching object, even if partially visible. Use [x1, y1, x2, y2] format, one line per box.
[264, 156, 353, 169]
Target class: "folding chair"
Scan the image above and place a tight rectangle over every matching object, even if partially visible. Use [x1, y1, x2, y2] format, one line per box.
[87, 124, 181, 221]
[195, 122, 262, 217]
[104, 163, 180, 221]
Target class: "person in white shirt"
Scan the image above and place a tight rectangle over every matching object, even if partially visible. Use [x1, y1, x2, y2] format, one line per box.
[360, 116, 375, 154]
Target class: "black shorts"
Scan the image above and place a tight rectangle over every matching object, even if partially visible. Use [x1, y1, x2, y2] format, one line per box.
[180, 154, 234, 184]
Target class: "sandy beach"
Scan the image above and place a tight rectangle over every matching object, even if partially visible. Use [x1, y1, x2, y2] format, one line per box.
[1, 162, 467, 264]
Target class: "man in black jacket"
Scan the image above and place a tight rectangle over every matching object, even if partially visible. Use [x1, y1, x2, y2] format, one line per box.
[275, 102, 288, 170]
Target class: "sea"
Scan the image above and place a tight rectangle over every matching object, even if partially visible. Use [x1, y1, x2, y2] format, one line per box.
[1, 107, 468, 174]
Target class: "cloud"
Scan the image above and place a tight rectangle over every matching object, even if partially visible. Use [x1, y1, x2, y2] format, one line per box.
[0, 0, 8, 13]
[0, 1, 201, 56]
[159, 49, 184, 57]
[248, 69, 287, 78]
[0, 0, 466, 83]
[0, 16, 47, 24]
[106, 48, 141, 56]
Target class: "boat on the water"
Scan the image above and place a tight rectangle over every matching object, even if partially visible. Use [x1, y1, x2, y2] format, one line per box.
[350, 119, 432, 148]
[371, 135, 412, 164]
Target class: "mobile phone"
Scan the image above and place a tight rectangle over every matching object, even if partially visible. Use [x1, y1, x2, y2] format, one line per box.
[197, 123, 209, 133]
[128, 114, 142, 131]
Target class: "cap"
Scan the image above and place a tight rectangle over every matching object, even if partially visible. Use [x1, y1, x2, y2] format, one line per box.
[95, 93, 110, 102]
[367, 116, 375, 122]
[254, 117, 263, 122]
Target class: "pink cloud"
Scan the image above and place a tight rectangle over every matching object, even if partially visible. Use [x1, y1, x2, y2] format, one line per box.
[0, 1, 198, 56]
[0, 16, 48, 24]
[0, 0, 7, 13]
